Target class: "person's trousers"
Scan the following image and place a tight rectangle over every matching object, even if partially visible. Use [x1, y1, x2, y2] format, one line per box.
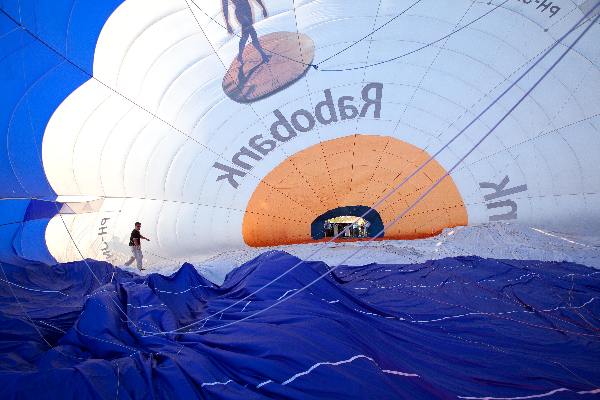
[125, 246, 143, 270]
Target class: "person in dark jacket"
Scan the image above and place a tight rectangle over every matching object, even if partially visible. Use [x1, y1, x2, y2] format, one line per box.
[124, 222, 150, 271]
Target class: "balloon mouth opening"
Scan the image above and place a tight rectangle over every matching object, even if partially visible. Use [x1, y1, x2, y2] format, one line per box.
[311, 205, 384, 240]
[242, 134, 468, 247]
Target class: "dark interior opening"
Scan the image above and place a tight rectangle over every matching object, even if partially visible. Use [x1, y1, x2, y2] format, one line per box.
[310, 206, 384, 240]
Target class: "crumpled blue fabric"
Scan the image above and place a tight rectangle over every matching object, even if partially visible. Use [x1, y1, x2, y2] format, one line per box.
[1, 251, 599, 399]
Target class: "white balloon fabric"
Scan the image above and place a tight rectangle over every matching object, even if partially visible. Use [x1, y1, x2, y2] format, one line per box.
[2, 0, 599, 267]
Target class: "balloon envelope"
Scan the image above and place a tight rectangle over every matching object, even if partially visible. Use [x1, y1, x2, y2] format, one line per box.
[0, 0, 598, 267]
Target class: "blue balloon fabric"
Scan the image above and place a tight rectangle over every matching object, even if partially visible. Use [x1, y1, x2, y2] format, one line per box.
[0, 0, 124, 266]
[0, 251, 599, 399]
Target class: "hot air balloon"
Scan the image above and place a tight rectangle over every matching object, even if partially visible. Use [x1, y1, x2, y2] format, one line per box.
[1, 0, 599, 399]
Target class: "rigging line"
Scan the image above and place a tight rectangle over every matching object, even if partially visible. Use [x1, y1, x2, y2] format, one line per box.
[0, 275, 68, 296]
[359, 0, 385, 85]
[320, 0, 509, 72]
[457, 112, 600, 171]
[0, 25, 19, 41]
[182, 0, 322, 213]
[142, 3, 599, 337]
[394, 0, 477, 135]
[2, 11, 169, 167]
[317, 0, 424, 66]
[3, 12, 59, 204]
[285, 0, 337, 199]
[0, 264, 94, 364]
[0, 3, 491, 254]
[0, 262, 53, 348]
[54, 208, 146, 332]
[0, 194, 308, 226]
[27, 117, 145, 333]
[187, 0, 314, 67]
[0, 266, 125, 364]
[15, 0, 22, 23]
[8, 15, 145, 334]
[392, 1, 553, 196]
[3, 3, 596, 336]
[0, 8, 211, 153]
[0, 8, 204, 152]
[354, 0, 385, 203]
[445, 269, 600, 335]
[424, 12, 600, 147]
[179, 9, 600, 335]
[389, 279, 600, 339]
[0, 4, 312, 276]
[0, 7, 318, 217]
[404, 31, 596, 186]
[430, 40, 562, 142]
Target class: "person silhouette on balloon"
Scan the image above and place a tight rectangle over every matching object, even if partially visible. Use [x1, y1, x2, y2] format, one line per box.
[222, 0, 271, 64]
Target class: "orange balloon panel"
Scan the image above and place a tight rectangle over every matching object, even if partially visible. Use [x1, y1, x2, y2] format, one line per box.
[243, 135, 468, 246]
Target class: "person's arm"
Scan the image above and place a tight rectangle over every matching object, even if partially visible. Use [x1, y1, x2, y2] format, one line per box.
[133, 237, 141, 246]
[140, 235, 150, 241]
[222, 0, 233, 33]
[255, 0, 268, 17]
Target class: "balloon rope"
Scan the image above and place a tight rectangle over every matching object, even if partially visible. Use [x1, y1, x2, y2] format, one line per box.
[170, 7, 600, 335]
[319, 0, 509, 71]
[141, 2, 600, 336]
[317, 0, 425, 67]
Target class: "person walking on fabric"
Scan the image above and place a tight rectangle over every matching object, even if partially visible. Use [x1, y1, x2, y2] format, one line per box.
[222, 0, 271, 63]
[125, 222, 150, 271]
